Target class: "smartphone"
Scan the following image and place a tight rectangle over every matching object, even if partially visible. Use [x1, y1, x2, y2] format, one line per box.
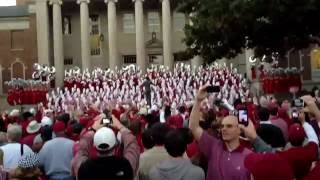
[101, 118, 112, 125]
[292, 99, 304, 108]
[102, 109, 113, 125]
[238, 109, 249, 126]
[206, 86, 220, 93]
[292, 111, 299, 118]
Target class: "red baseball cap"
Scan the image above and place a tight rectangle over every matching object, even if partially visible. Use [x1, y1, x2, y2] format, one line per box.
[53, 121, 66, 133]
[288, 123, 306, 146]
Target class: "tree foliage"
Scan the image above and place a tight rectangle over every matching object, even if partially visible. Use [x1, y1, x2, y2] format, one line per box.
[177, 0, 320, 62]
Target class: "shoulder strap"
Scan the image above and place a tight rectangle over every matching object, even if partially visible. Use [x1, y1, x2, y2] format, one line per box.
[20, 144, 24, 156]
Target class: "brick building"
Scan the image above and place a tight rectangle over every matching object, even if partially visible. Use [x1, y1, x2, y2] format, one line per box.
[0, 0, 37, 93]
[0, 0, 320, 95]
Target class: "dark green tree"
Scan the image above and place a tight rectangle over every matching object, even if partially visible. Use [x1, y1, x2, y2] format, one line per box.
[176, 0, 320, 62]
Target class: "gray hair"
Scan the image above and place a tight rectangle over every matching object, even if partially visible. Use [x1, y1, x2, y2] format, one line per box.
[7, 124, 22, 142]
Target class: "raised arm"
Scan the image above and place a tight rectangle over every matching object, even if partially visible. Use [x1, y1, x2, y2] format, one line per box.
[72, 114, 104, 177]
[189, 86, 207, 141]
[301, 95, 320, 123]
[240, 120, 275, 153]
[111, 115, 140, 176]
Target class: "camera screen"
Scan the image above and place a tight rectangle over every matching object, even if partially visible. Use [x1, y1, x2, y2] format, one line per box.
[102, 119, 111, 124]
[293, 99, 304, 108]
[238, 110, 248, 124]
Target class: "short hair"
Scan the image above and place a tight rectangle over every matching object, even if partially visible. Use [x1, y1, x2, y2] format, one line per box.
[164, 129, 187, 157]
[178, 128, 194, 145]
[142, 129, 155, 150]
[178, 106, 186, 114]
[7, 124, 22, 142]
[258, 108, 270, 121]
[41, 125, 53, 142]
[150, 122, 169, 145]
[120, 114, 129, 128]
[269, 107, 278, 116]
[145, 114, 160, 128]
[164, 106, 171, 119]
[128, 120, 141, 136]
[72, 123, 83, 135]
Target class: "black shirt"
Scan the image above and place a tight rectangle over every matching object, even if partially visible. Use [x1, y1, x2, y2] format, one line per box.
[78, 156, 133, 180]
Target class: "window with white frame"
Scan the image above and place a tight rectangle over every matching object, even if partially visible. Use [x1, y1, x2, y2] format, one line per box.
[123, 13, 135, 33]
[89, 14, 101, 56]
[148, 12, 160, 33]
[173, 13, 186, 31]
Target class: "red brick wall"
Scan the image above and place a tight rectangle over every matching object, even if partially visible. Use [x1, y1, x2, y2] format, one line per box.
[0, 15, 38, 93]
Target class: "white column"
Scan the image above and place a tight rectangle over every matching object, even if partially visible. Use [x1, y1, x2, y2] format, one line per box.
[35, 0, 50, 66]
[77, 0, 91, 71]
[105, 0, 119, 70]
[134, 0, 146, 73]
[49, 0, 64, 87]
[162, 0, 173, 70]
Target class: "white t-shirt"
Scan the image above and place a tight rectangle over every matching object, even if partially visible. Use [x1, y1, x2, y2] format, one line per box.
[0, 143, 33, 171]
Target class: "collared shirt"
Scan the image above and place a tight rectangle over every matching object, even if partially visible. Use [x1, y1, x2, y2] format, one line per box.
[199, 131, 251, 180]
[0, 143, 33, 171]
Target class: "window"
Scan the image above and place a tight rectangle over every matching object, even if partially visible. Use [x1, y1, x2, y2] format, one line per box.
[173, 13, 186, 31]
[311, 48, 320, 69]
[148, 12, 160, 33]
[63, 16, 72, 35]
[123, 55, 137, 64]
[89, 15, 101, 56]
[11, 30, 24, 50]
[123, 13, 135, 33]
[64, 58, 73, 65]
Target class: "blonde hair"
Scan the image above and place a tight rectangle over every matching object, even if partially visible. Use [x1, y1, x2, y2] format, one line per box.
[10, 167, 41, 180]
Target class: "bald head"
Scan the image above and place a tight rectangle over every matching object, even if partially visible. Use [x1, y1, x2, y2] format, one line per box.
[222, 115, 239, 126]
[7, 124, 22, 142]
[221, 115, 241, 142]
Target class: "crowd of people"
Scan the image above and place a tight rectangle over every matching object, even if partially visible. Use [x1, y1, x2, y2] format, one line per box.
[6, 64, 55, 106]
[0, 63, 319, 180]
[58, 63, 249, 113]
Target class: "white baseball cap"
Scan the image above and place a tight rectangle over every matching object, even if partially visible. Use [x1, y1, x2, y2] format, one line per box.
[9, 109, 20, 117]
[41, 116, 53, 127]
[93, 127, 116, 151]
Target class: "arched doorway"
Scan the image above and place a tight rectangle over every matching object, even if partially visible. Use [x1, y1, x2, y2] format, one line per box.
[9, 58, 26, 80]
